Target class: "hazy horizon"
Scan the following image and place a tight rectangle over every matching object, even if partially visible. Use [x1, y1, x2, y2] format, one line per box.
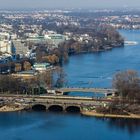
[0, 0, 140, 10]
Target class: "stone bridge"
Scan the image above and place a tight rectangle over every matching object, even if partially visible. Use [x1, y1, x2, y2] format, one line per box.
[24, 95, 111, 112]
[31, 102, 82, 112]
[0, 94, 110, 112]
[0, 94, 111, 112]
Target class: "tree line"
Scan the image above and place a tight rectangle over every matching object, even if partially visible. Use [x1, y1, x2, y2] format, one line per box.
[113, 70, 140, 101]
[96, 70, 140, 115]
[0, 67, 66, 95]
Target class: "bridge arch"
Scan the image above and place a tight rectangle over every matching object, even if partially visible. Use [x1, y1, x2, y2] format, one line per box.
[48, 105, 63, 112]
[32, 104, 46, 111]
[66, 106, 81, 113]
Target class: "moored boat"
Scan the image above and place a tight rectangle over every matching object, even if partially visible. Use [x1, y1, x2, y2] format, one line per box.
[124, 41, 138, 45]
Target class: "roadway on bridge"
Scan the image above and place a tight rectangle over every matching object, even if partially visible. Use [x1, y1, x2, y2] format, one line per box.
[0, 94, 111, 107]
[57, 87, 117, 94]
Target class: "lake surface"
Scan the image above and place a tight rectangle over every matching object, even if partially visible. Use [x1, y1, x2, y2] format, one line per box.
[1, 30, 140, 140]
[64, 30, 140, 88]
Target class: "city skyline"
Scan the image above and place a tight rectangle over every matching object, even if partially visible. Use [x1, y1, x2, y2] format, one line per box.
[0, 0, 140, 9]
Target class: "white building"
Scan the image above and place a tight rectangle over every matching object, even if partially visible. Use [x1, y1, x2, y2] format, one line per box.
[0, 32, 16, 54]
[0, 40, 14, 54]
[33, 63, 52, 71]
[44, 33, 66, 47]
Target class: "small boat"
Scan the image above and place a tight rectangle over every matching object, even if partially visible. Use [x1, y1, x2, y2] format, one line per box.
[124, 41, 138, 46]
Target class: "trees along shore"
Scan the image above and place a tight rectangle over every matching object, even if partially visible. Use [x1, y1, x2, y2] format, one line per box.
[83, 70, 140, 119]
[0, 67, 65, 95]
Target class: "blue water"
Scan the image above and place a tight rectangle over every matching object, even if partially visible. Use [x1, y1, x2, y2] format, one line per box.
[1, 30, 140, 140]
[1, 112, 140, 140]
[64, 30, 140, 88]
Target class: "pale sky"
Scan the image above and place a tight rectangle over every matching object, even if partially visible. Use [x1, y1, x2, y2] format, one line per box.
[0, 0, 140, 9]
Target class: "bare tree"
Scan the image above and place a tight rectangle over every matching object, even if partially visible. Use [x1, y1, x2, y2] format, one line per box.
[55, 67, 67, 88]
[113, 70, 140, 100]
[37, 70, 53, 89]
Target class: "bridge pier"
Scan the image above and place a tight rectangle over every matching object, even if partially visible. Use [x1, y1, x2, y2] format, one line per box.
[31, 103, 82, 113]
[1, 94, 110, 113]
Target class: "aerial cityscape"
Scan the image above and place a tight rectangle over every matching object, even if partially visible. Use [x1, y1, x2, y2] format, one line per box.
[0, 0, 140, 140]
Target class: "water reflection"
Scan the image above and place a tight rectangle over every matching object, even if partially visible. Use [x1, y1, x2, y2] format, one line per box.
[96, 117, 140, 134]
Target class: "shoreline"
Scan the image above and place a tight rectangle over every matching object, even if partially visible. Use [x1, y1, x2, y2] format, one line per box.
[0, 104, 25, 112]
[1, 105, 140, 120]
[81, 111, 140, 119]
[69, 44, 124, 55]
